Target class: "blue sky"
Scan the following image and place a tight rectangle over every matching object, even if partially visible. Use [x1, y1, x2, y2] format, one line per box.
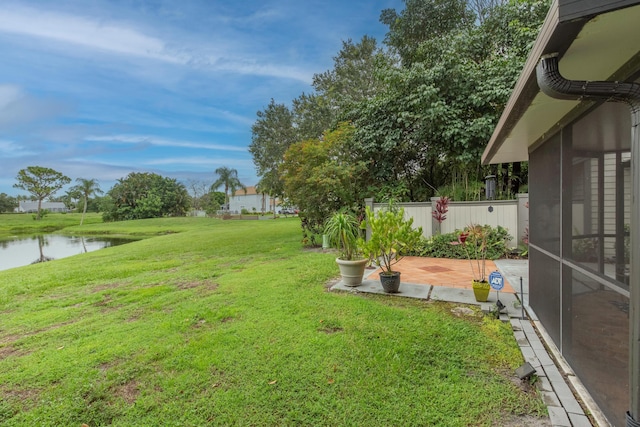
[0, 0, 402, 197]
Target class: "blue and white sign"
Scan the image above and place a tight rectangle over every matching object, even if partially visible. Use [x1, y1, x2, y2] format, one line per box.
[489, 271, 504, 291]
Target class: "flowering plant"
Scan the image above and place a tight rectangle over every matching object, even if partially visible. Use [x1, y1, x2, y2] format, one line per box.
[452, 224, 489, 282]
[432, 196, 450, 224]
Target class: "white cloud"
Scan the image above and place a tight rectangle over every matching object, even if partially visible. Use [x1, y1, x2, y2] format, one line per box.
[0, 6, 185, 64]
[85, 134, 248, 152]
[0, 84, 66, 131]
[0, 138, 35, 157]
[0, 5, 312, 83]
[144, 157, 254, 167]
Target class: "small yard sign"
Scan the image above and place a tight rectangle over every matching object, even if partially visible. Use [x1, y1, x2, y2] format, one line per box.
[489, 271, 504, 291]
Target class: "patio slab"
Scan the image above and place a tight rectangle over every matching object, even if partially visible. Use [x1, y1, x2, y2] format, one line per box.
[331, 278, 432, 299]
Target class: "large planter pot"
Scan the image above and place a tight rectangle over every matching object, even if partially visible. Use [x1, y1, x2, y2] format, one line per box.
[472, 280, 491, 302]
[336, 258, 368, 287]
[379, 271, 401, 293]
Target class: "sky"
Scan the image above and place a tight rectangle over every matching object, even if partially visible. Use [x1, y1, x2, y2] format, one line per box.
[0, 0, 403, 198]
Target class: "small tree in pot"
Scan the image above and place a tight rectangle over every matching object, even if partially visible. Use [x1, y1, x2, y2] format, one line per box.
[362, 203, 423, 293]
[453, 224, 491, 302]
[324, 210, 368, 286]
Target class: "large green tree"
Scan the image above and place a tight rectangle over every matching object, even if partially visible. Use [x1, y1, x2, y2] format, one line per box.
[312, 36, 390, 114]
[73, 178, 103, 225]
[13, 166, 71, 220]
[281, 122, 368, 245]
[380, 0, 474, 66]
[103, 172, 190, 221]
[211, 167, 246, 211]
[0, 193, 17, 213]
[347, 0, 548, 200]
[249, 100, 297, 198]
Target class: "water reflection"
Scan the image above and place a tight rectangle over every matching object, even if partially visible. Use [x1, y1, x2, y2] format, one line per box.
[32, 235, 55, 264]
[0, 235, 135, 271]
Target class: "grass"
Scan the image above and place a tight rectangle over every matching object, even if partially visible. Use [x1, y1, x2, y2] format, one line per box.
[0, 213, 104, 239]
[0, 216, 546, 426]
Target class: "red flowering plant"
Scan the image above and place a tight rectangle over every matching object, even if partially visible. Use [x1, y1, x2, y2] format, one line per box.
[451, 224, 489, 283]
[432, 196, 450, 224]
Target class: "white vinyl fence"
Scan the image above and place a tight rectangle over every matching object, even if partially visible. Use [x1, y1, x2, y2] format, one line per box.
[366, 194, 529, 248]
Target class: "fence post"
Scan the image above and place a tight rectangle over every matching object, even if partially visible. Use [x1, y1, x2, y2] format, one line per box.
[364, 198, 374, 240]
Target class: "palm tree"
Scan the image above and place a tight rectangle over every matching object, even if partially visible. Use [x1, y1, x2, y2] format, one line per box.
[74, 178, 103, 225]
[211, 167, 246, 212]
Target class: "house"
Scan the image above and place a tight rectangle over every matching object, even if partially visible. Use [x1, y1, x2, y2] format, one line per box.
[227, 186, 276, 214]
[483, 1, 640, 425]
[15, 201, 69, 213]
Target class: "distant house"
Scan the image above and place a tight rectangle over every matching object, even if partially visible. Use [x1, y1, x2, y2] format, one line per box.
[228, 186, 276, 214]
[15, 201, 69, 213]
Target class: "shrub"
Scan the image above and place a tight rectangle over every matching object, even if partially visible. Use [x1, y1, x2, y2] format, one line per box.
[412, 225, 512, 260]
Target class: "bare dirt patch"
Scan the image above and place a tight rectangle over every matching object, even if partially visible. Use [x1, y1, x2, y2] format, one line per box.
[91, 283, 126, 293]
[0, 385, 40, 411]
[318, 326, 343, 334]
[112, 380, 139, 404]
[175, 279, 219, 293]
[0, 344, 28, 360]
[500, 414, 551, 426]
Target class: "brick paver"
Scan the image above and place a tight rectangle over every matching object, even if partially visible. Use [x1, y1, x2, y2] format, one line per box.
[371, 256, 515, 293]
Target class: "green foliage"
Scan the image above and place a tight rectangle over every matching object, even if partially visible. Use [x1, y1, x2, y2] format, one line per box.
[380, 0, 474, 66]
[436, 178, 484, 201]
[211, 167, 246, 210]
[13, 166, 71, 220]
[362, 203, 423, 273]
[32, 209, 50, 220]
[281, 122, 369, 245]
[71, 178, 103, 225]
[414, 225, 512, 262]
[323, 210, 363, 260]
[0, 193, 18, 213]
[249, 99, 298, 198]
[102, 172, 190, 222]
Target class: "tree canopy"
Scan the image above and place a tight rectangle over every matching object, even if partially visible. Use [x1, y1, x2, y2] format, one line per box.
[250, 0, 550, 242]
[281, 122, 369, 245]
[13, 166, 71, 220]
[102, 172, 190, 222]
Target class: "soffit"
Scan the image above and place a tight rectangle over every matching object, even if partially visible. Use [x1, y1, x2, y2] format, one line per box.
[482, 3, 640, 164]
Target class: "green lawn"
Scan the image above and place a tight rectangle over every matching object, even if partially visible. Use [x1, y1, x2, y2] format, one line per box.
[0, 213, 104, 239]
[0, 216, 546, 426]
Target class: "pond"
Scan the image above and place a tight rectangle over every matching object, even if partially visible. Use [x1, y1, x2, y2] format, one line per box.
[0, 234, 136, 272]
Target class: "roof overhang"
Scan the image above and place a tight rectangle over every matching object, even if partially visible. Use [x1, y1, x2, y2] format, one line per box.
[482, 0, 640, 165]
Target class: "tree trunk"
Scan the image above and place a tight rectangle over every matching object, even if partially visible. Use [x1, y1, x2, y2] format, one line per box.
[81, 196, 88, 225]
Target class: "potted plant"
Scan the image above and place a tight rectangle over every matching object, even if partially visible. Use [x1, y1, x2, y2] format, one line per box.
[362, 203, 423, 293]
[324, 210, 368, 286]
[454, 224, 491, 302]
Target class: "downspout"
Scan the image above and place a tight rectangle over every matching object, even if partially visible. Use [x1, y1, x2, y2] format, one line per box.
[536, 53, 640, 427]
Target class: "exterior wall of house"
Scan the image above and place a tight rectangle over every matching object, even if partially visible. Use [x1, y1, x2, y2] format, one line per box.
[228, 192, 274, 214]
[528, 101, 631, 427]
[16, 201, 69, 213]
